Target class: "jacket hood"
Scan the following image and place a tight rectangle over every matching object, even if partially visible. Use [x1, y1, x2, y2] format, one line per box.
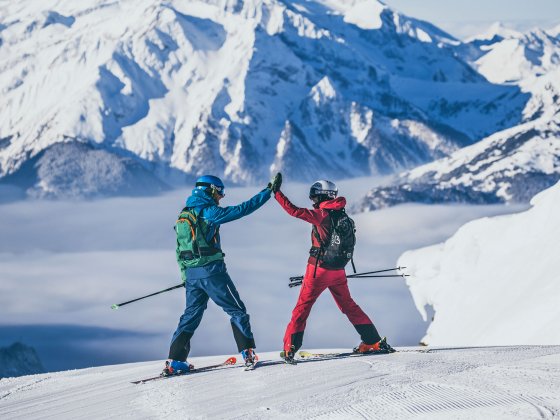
[186, 188, 216, 208]
[319, 196, 346, 210]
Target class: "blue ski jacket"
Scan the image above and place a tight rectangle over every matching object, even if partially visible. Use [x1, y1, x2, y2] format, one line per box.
[183, 187, 271, 278]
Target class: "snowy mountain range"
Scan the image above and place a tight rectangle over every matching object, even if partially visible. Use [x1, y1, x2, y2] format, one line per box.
[0, 0, 532, 199]
[399, 180, 560, 346]
[358, 23, 560, 210]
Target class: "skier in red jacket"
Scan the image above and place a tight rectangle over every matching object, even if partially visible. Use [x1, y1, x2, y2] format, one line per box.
[273, 178, 393, 363]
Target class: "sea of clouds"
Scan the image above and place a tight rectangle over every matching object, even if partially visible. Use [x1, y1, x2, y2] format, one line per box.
[0, 178, 527, 371]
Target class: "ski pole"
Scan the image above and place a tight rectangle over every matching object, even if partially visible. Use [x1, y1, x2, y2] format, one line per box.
[350, 266, 406, 276]
[111, 283, 184, 309]
[349, 274, 409, 278]
[289, 274, 409, 288]
[289, 267, 405, 284]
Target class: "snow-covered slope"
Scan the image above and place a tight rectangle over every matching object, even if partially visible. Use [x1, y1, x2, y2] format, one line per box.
[357, 24, 560, 211]
[1, 348, 560, 419]
[398, 181, 560, 346]
[464, 22, 523, 44]
[0, 0, 527, 198]
[468, 24, 560, 84]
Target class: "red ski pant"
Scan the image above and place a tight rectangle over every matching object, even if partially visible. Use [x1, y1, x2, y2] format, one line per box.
[283, 264, 373, 352]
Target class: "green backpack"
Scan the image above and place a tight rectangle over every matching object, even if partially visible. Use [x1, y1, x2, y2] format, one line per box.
[175, 207, 224, 272]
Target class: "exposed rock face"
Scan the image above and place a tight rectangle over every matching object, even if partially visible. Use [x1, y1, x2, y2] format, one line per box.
[0, 342, 45, 378]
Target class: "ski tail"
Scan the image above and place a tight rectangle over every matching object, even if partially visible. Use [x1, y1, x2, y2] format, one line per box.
[223, 356, 237, 365]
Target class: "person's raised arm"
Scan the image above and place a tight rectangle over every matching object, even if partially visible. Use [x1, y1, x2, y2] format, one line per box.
[274, 190, 323, 225]
[205, 188, 271, 225]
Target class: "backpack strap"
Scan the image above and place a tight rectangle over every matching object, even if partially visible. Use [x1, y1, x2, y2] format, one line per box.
[342, 209, 357, 273]
[310, 209, 356, 276]
[177, 207, 197, 239]
[193, 208, 222, 256]
[310, 209, 337, 278]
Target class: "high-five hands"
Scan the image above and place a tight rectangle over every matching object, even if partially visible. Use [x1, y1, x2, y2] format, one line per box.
[268, 172, 282, 193]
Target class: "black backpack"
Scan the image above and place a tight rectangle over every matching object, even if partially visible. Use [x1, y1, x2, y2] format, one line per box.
[311, 209, 356, 275]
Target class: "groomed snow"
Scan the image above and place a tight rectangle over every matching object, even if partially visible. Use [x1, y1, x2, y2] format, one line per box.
[1, 347, 559, 419]
[400, 181, 560, 346]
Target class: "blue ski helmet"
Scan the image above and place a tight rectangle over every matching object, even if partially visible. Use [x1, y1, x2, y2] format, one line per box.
[196, 175, 225, 197]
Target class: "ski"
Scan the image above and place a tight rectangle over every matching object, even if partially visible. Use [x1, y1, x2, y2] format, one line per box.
[132, 356, 237, 384]
[298, 337, 397, 360]
[298, 349, 395, 359]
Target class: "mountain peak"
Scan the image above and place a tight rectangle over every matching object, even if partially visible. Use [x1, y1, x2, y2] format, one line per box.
[468, 23, 560, 84]
[339, 0, 387, 30]
[310, 76, 337, 104]
[549, 23, 560, 38]
[466, 21, 522, 43]
[0, 342, 44, 378]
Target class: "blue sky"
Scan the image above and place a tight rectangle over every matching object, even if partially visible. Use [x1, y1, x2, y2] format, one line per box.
[383, 0, 560, 38]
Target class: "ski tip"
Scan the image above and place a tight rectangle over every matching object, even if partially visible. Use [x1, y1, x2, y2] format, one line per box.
[111, 304, 119, 310]
[298, 351, 312, 358]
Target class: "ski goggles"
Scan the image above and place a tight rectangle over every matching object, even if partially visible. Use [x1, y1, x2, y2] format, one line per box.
[196, 182, 225, 197]
[212, 184, 225, 197]
[196, 182, 226, 197]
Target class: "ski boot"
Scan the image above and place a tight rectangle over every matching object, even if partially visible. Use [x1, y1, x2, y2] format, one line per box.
[280, 346, 297, 365]
[161, 359, 193, 377]
[353, 337, 396, 354]
[241, 348, 258, 370]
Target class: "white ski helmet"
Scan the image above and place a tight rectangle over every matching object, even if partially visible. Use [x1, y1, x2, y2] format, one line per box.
[309, 180, 338, 199]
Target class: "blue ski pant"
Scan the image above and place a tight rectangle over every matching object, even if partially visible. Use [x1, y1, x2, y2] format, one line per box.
[169, 263, 255, 361]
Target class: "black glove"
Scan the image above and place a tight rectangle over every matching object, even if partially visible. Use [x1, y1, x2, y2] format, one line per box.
[268, 172, 282, 193]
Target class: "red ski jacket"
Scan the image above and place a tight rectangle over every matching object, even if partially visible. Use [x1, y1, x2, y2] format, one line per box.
[274, 190, 347, 266]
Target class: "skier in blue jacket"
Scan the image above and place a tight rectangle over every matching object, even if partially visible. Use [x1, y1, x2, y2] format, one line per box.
[164, 174, 282, 375]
